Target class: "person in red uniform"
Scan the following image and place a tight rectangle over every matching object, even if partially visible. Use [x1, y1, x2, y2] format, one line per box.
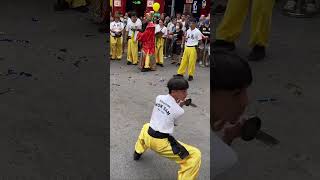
[137, 12, 156, 72]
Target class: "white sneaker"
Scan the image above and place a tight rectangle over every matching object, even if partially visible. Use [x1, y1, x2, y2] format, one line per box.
[199, 61, 203, 65]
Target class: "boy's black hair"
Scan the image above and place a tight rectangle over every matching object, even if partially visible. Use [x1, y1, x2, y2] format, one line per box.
[211, 50, 253, 91]
[131, 11, 137, 17]
[167, 77, 189, 93]
[189, 18, 197, 23]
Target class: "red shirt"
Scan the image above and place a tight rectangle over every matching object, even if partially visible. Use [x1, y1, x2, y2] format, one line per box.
[137, 22, 155, 54]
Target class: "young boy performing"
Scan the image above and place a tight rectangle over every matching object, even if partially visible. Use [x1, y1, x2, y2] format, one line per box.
[126, 12, 141, 65]
[176, 18, 207, 81]
[134, 76, 201, 180]
[110, 13, 124, 60]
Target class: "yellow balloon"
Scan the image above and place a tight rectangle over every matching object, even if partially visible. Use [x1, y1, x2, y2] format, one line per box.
[152, 2, 160, 12]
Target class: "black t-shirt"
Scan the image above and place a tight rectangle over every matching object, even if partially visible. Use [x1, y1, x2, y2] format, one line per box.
[199, 25, 210, 40]
[174, 30, 184, 44]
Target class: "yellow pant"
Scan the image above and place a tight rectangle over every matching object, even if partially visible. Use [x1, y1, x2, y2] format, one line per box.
[141, 50, 155, 69]
[127, 38, 139, 64]
[177, 47, 197, 77]
[110, 36, 123, 60]
[65, 0, 87, 8]
[216, 0, 275, 47]
[135, 123, 201, 180]
[155, 38, 165, 64]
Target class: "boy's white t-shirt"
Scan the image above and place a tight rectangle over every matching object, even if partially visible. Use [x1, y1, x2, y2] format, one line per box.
[126, 21, 141, 40]
[149, 94, 184, 134]
[185, 28, 203, 46]
[127, 17, 142, 27]
[155, 25, 168, 38]
[110, 21, 124, 36]
[211, 130, 238, 178]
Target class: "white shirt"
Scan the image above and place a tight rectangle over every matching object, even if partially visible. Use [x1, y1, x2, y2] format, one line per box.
[126, 20, 141, 39]
[127, 18, 142, 28]
[167, 22, 175, 34]
[110, 21, 124, 36]
[181, 21, 186, 32]
[185, 28, 203, 46]
[211, 131, 238, 179]
[149, 94, 184, 134]
[155, 25, 168, 38]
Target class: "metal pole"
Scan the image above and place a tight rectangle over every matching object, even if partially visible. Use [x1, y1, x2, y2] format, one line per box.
[171, 0, 175, 17]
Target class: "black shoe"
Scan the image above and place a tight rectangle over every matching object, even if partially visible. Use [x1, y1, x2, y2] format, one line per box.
[158, 64, 163, 67]
[174, 74, 183, 77]
[73, 6, 89, 13]
[248, 45, 266, 61]
[141, 68, 149, 72]
[133, 151, 142, 161]
[127, 61, 132, 65]
[132, 63, 138, 65]
[213, 40, 236, 51]
[188, 76, 193, 81]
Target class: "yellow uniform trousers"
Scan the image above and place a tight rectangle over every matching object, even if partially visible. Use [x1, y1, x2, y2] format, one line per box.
[140, 50, 155, 69]
[216, 0, 275, 47]
[65, 0, 87, 8]
[177, 47, 197, 77]
[110, 35, 123, 60]
[135, 123, 201, 180]
[155, 38, 165, 65]
[127, 38, 139, 64]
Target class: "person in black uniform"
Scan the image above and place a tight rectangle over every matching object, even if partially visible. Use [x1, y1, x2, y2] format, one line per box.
[171, 22, 184, 65]
[199, 19, 210, 67]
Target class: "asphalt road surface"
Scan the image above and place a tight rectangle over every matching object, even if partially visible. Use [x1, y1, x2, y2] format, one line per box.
[0, 0, 107, 178]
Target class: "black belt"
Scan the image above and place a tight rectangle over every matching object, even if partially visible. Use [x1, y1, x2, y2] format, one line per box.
[186, 45, 197, 47]
[148, 127, 189, 159]
[148, 127, 169, 138]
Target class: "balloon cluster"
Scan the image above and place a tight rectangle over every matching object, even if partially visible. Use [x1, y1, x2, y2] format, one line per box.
[152, 2, 160, 22]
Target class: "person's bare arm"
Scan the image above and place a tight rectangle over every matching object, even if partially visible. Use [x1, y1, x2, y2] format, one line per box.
[222, 122, 242, 145]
